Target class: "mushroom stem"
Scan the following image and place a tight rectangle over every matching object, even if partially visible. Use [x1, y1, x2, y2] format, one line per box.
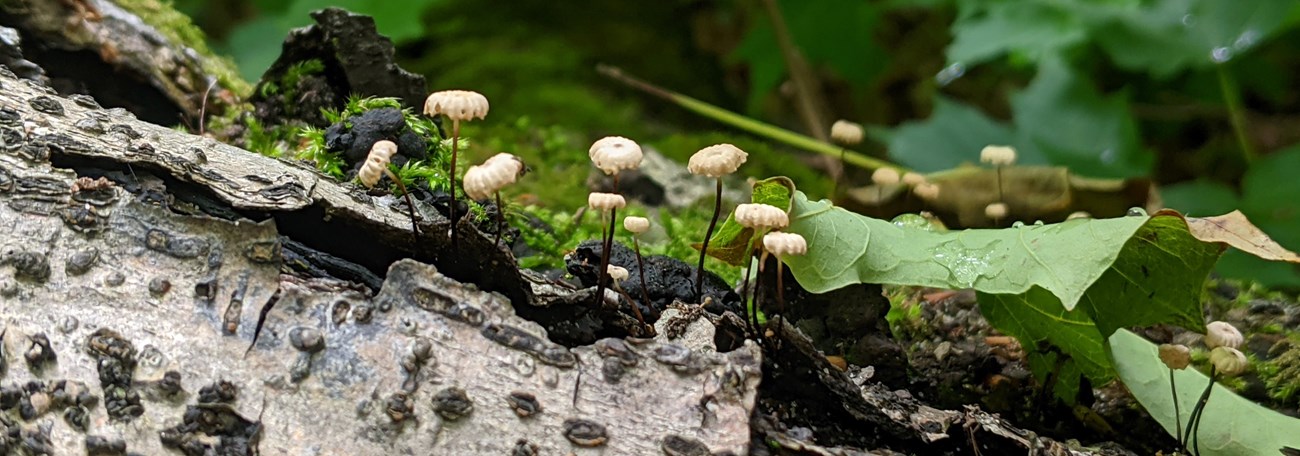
[612, 279, 651, 336]
[996, 165, 1004, 202]
[493, 191, 505, 247]
[383, 169, 420, 243]
[449, 119, 462, 247]
[631, 236, 653, 314]
[1184, 367, 1217, 455]
[694, 178, 723, 300]
[593, 208, 618, 309]
[740, 246, 757, 335]
[1170, 368, 1182, 446]
[774, 259, 787, 346]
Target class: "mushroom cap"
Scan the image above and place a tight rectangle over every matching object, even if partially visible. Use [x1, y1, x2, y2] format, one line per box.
[463, 153, 525, 200]
[606, 265, 629, 282]
[623, 216, 650, 234]
[901, 172, 926, 186]
[587, 192, 626, 212]
[830, 120, 864, 146]
[1158, 344, 1191, 370]
[1205, 321, 1243, 349]
[871, 168, 901, 186]
[979, 145, 1017, 166]
[913, 182, 941, 200]
[688, 144, 747, 178]
[763, 232, 807, 258]
[424, 90, 489, 122]
[984, 202, 1008, 219]
[359, 140, 398, 188]
[734, 203, 789, 230]
[589, 136, 643, 175]
[1209, 346, 1248, 376]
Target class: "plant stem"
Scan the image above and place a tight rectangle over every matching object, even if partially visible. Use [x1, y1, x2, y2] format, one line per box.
[597, 64, 899, 172]
[1218, 66, 1255, 164]
[695, 178, 723, 301]
[449, 120, 461, 247]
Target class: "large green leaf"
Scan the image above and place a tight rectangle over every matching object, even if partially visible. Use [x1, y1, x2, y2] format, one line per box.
[979, 288, 1109, 402]
[946, 0, 1089, 67]
[1010, 58, 1154, 179]
[1108, 329, 1300, 455]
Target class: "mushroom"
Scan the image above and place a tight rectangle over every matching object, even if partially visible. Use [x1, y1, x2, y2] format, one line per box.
[760, 231, 807, 345]
[463, 153, 525, 247]
[980, 145, 1017, 208]
[606, 264, 650, 335]
[984, 202, 1008, 224]
[424, 90, 490, 246]
[623, 216, 653, 311]
[359, 140, 420, 241]
[587, 192, 627, 310]
[871, 167, 901, 203]
[829, 120, 864, 196]
[587, 137, 644, 310]
[733, 203, 790, 333]
[687, 143, 748, 301]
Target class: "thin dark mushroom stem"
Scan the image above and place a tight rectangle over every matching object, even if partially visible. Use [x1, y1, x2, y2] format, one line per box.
[593, 175, 621, 309]
[1183, 367, 1218, 455]
[612, 280, 651, 336]
[631, 236, 652, 312]
[1171, 369, 1182, 446]
[774, 260, 787, 346]
[384, 169, 420, 244]
[448, 120, 461, 247]
[694, 178, 723, 300]
[493, 191, 505, 247]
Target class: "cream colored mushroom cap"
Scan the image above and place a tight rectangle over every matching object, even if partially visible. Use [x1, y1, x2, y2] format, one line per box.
[872, 168, 901, 186]
[589, 136, 643, 175]
[913, 182, 941, 200]
[688, 144, 747, 178]
[463, 153, 524, 200]
[623, 216, 650, 234]
[1209, 346, 1248, 376]
[984, 202, 1008, 219]
[734, 203, 789, 230]
[830, 120, 864, 146]
[763, 232, 807, 257]
[587, 192, 627, 211]
[359, 140, 398, 188]
[1205, 321, 1243, 349]
[980, 145, 1017, 166]
[1158, 344, 1191, 370]
[901, 172, 926, 186]
[606, 265, 629, 282]
[424, 90, 489, 121]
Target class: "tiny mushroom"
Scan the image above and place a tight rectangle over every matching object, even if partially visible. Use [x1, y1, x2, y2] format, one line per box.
[901, 172, 926, 187]
[360, 140, 419, 239]
[985, 202, 1008, 221]
[1158, 344, 1191, 370]
[871, 168, 901, 186]
[1205, 321, 1243, 349]
[463, 153, 525, 246]
[760, 231, 807, 344]
[588, 192, 627, 212]
[606, 264, 649, 333]
[623, 216, 650, 234]
[688, 143, 748, 300]
[980, 145, 1017, 166]
[1208, 346, 1248, 376]
[424, 89, 490, 246]
[589, 136, 643, 177]
[830, 120, 864, 146]
[734, 203, 789, 231]
[623, 215, 653, 311]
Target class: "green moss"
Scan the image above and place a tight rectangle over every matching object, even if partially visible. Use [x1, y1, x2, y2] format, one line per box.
[114, 0, 251, 97]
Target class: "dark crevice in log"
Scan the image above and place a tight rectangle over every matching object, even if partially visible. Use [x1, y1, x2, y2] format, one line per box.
[17, 43, 182, 126]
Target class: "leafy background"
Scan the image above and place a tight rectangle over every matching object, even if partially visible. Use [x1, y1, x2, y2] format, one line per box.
[171, 0, 1300, 288]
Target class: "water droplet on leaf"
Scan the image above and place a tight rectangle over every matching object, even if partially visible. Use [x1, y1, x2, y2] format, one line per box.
[936, 63, 966, 87]
[1126, 207, 1148, 217]
[1211, 47, 1233, 63]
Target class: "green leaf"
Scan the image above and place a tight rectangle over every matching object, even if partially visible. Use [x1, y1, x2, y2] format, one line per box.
[1010, 58, 1153, 179]
[979, 288, 1109, 403]
[1242, 145, 1300, 250]
[885, 96, 1033, 172]
[692, 177, 796, 266]
[946, 1, 1089, 67]
[1108, 328, 1300, 455]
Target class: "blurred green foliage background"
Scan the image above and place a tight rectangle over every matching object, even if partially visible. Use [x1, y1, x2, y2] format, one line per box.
[172, 0, 1300, 287]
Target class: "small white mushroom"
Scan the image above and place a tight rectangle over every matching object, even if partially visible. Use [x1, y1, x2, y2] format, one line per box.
[1205, 321, 1243, 349]
[1208, 346, 1248, 376]
[984, 202, 1008, 220]
[830, 120, 864, 146]
[606, 265, 629, 282]
[587, 192, 627, 212]
[463, 153, 524, 200]
[871, 168, 901, 186]
[980, 145, 1017, 166]
[359, 140, 398, 188]
[913, 182, 941, 200]
[901, 172, 926, 186]
[762, 232, 808, 258]
[589, 136, 643, 176]
[623, 216, 650, 234]
[423, 90, 489, 121]
[1158, 344, 1191, 370]
[734, 203, 789, 231]
[687, 144, 748, 178]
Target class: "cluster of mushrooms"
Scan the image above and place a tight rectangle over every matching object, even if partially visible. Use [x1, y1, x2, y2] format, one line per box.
[355, 88, 819, 340]
[1157, 321, 1249, 455]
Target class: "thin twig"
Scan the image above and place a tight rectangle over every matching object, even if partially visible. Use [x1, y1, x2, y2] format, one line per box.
[759, 0, 829, 141]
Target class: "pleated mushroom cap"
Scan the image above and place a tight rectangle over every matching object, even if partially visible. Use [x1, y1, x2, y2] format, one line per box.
[587, 192, 627, 211]
[424, 90, 489, 121]
[830, 120, 864, 146]
[359, 140, 398, 188]
[589, 136, 643, 175]
[734, 203, 789, 231]
[688, 144, 747, 178]
[762, 232, 807, 258]
[463, 153, 525, 200]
